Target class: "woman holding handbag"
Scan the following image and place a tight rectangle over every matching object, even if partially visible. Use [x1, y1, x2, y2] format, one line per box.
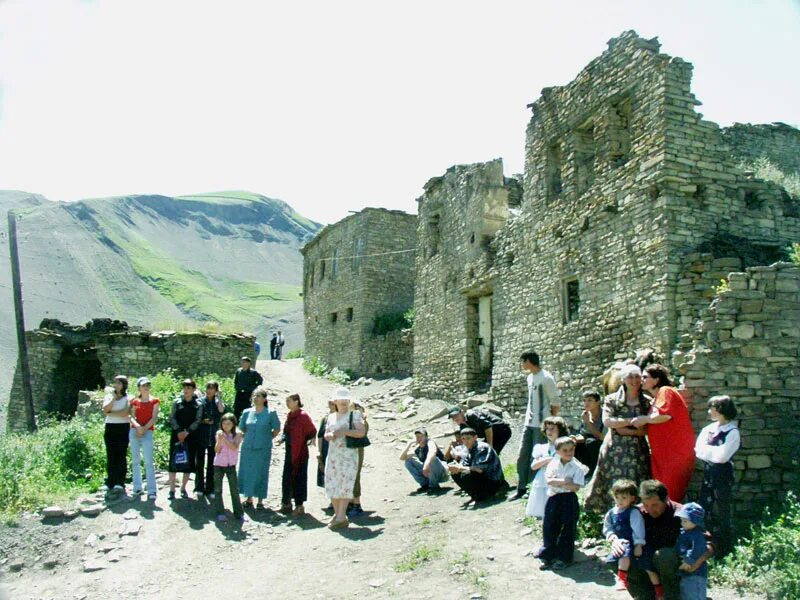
[324, 388, 366, 530]
[168, 379, 202, 500]
[348, 400, 370, 518]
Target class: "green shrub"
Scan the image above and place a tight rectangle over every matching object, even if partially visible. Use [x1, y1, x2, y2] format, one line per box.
[302, 356, 351, 385]
[710, 493, 800, 599]
[790, 242, 800, 267]
[285, 348, 304, 359]
[372, 311, 412, 336]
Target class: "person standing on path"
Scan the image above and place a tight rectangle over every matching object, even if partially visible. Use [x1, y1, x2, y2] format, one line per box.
[102, 375, 132, 496]
[194, 381, 226, 498]
[269, 333, 278, 360]
[129, 377, 160, 499]
[275, 331, 285, 361]
[213, 413, 244, 523]
[238, 386, 281, 509]
[510, 351, 561, 501]
[233, 357, 263, 421]
[324, 388, 366, 530]
[448, 406, 512, 455]
[348, 400, 369, 518]
[168, 379, 202, 500]
[279, 394, 317, 516]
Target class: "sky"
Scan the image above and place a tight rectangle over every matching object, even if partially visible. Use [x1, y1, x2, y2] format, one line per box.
[0, 0, 798, 225]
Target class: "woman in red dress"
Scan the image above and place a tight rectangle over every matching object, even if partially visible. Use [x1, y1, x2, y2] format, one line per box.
[632, 364, 696, 502]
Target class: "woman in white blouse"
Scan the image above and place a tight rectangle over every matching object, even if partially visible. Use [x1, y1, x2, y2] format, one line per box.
[102, 375, 132, 496]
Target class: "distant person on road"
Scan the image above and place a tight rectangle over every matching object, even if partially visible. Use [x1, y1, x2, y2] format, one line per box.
[269, 333, 278, 360]
[254, 339, 261, 361]
[195, 381, 226, 499]
[511, 351, 561, 501]
[213, 412, 244, 523]
[102, 375, 132, 496]
[129, 377, 160, 500]
[238, 386, 281, 509]
[400, 427, 449, 493]
[279, 394, 317, 516]
[233, 357, 263, 421]
[448, 406, 512, 455]
[448, 428, 509, 504]
[275, 330, 286, 360]
[168, 379, 202, 500]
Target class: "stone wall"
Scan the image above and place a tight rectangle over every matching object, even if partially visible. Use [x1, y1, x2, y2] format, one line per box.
[674, 263, 800, 518]
[301, 208, 417, 377]
[7, 319, 253, 432]
[721, 122, 800, 174]
[412, 159, 518, 399]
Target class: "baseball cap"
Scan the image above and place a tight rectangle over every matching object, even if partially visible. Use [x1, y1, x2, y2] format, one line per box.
[414, 427, 428, 436]
[136, 377, 151, 387]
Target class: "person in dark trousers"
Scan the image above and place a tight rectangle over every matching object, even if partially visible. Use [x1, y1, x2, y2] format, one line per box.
[102, 375, 131, 496]
[269, 333, 278, 360]
[275, 330, 285, 360]
[194, 381, 226, 498]
[279, 394, 317, 516]
[447, 428, 509, 503]
[619, 480, 714, 600]
[168, 379, 202, 500]
[448, 406, 512, 455]
[233, 357, 263, 421]
[511, 351, 561, 501]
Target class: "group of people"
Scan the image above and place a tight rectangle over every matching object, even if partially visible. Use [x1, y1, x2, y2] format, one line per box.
[398, 351, 740, 600]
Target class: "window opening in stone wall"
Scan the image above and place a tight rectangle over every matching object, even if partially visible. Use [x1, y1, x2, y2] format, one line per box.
[346, 307, 353, 322]
[331, 312, 338, 324]
[562, 277, 580, 323]
[320, 259, 326, 281]
[608, 97, 632, 167]
[574, 124, 596, 196]
[743, 189, 763, 211]
[428, 214, 440, 257]
[331, 248, 339, 278]
[309, 263, 315, 288]
[352, 238, 363, 273]
[546, 142, 563, 200]
[470, 232, 475, 244]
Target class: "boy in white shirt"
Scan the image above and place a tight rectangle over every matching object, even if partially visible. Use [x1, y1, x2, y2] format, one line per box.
[537, 437, 588, 571]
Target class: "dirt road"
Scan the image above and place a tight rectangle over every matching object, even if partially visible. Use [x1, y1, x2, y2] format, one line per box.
[0, 360, 754, 600]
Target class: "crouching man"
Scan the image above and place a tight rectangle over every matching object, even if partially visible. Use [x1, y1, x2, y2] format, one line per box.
[400, 428, 449, 493]
[448, 428, 509, 504]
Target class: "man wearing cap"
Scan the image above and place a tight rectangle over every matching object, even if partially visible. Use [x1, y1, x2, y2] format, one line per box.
[448, 406, 512, 455]
[400, 428, 449, 493]
[233, 357, 263, 421]
[447, 428, 509, 503]
[618, 480, 713, 600]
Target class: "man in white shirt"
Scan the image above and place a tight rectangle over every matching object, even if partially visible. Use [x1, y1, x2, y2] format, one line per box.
[510, 351, 561, 501]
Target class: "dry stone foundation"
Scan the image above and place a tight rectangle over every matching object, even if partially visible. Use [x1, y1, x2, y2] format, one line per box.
[7, 319, 254, 432]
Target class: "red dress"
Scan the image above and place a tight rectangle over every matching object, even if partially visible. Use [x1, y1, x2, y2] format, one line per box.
[647, 387, 696, 502]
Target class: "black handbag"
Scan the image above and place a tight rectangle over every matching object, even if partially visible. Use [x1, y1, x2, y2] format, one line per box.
[345, 411, 371, 448]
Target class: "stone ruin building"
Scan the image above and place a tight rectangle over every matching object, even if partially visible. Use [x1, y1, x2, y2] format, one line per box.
[7, 318, 254, 432]
[301, 208, 417, 376]
[302, 31, 800, 516]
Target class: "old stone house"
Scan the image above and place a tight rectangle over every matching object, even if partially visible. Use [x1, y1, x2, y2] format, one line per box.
[300, 208, 417, 376]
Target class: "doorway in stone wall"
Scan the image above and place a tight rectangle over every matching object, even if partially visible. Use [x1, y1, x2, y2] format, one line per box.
[51, 346, 105, 417]
[467, 294, 493, 391]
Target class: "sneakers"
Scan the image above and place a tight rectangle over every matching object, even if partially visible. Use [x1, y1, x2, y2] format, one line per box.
[132, 489, 143, 496]
[539, 560, 553, 571]
[208, 493, 216, 500]
[147, 493, 157, 501]
[196, 491, 204, 499]
[180, 489, 189, 499]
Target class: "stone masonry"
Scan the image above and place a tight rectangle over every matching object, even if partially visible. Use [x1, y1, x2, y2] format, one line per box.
[301, 208, 417, 377]
[721, 122, 800, 175]
[7, 319, 253, 432]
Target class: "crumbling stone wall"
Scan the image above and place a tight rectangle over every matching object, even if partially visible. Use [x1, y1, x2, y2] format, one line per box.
[674, 263, 800, 518]
[412, 159, 518, 399]
[721, 122, 800, 175]
[7, 319, 253, 432]
[301, 208, 417, 377]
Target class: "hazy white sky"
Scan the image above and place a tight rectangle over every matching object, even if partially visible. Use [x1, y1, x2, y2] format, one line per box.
[1, 0, 798, 224]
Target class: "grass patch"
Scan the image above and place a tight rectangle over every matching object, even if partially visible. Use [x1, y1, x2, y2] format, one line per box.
[393, 543, 442, 572]
[710, 493, 800, 599]
[284, 348, 304, 359]
[502, 462, 518, 483]
[302, 356, 351, 385]
[578, 508, 604, 540]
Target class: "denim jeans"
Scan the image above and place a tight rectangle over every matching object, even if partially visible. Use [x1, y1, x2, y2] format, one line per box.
[405, 456, 448, 488]
[129, 428, 156, 494]
[679, 575, 707, 600]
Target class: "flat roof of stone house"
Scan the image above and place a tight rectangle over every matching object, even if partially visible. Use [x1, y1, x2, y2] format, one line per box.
[300, 206, 417, 254]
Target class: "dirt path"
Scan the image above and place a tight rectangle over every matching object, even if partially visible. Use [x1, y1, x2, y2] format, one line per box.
[1, 360, 755, 600]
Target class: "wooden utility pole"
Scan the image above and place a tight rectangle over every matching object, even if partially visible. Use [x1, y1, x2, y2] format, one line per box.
[8, 210, 37, 432]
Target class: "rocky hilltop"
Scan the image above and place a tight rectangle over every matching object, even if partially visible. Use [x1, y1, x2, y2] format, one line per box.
[0, 190, 321, 428]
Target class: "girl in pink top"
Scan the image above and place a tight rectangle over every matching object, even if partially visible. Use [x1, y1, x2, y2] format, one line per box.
[213, 413, 244, 522]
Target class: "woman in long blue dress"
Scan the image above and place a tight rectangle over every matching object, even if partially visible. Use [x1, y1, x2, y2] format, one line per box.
[238, 386, 281, 509]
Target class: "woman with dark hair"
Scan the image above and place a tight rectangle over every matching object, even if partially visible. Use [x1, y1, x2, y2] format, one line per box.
[195, 381, 226, 499]
[168, 379, 202, 500]
[279, 394, 317, 516]
[632, 364, 696, 503]
[584, 365, 651, 513]
[102, 375, 131, 496]
[238, 386, 281, 509]
[572, 390, 606, 478]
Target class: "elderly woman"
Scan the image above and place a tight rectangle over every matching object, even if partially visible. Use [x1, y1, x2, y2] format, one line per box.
[584, 364, 651, 513]
[279, 394, 317, 516]
[238, 386, 281, 509]
[632, 364, 696, 503]
[324, 387, 366, 530]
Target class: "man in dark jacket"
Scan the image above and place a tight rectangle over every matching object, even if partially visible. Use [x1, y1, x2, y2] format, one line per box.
[269, 333, 278, 360]
[233, 357, 263, 420]
[448, 406, 513, 455]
